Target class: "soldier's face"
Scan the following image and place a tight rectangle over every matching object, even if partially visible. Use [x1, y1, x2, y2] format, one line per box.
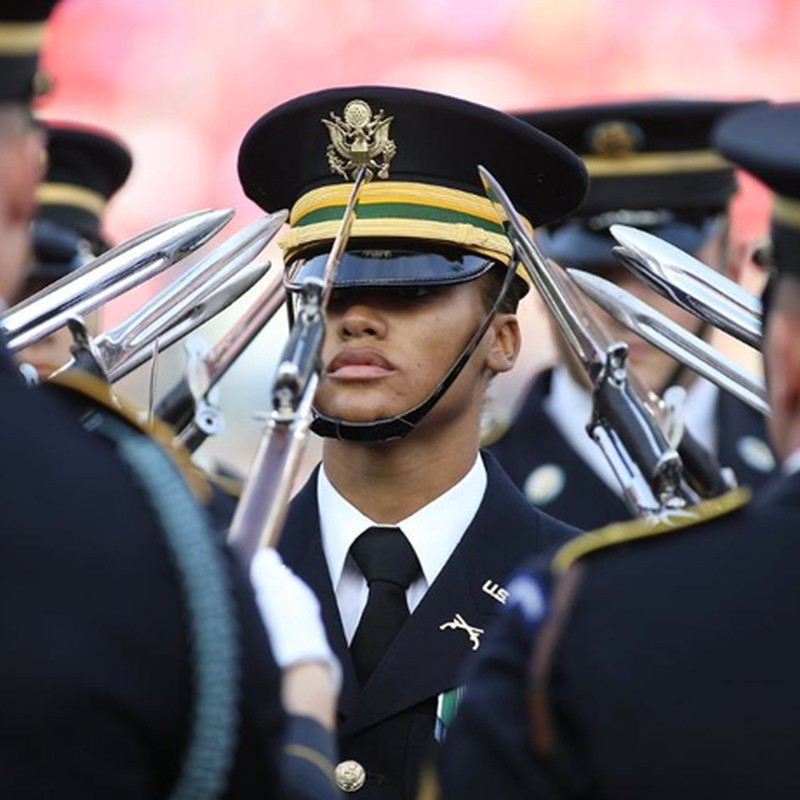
[314, 277, 502, 433]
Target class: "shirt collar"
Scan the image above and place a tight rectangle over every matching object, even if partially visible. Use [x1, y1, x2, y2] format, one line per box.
[318, 454, 487, 588]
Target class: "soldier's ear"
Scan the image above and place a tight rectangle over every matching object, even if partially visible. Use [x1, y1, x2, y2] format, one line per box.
[485, 313, 520, 375]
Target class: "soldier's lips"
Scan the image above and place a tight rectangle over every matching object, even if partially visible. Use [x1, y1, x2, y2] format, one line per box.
[326, 348, 396, 379]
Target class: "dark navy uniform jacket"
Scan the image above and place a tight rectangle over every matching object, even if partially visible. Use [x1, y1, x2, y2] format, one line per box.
[278, 451, 579, 800]
[0, 343, 334, 799]
[490, 368, 777, 528]
[440, 477, 800, 799]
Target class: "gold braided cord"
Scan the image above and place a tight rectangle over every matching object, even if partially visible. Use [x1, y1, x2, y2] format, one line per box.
[0, 22, 45, 55]
[773, 195, 800, 231]
[289, 180, 533, 231]
[36, 182, 107, 217]
[583, 149, 730, 177]
[551, 487, 751, 575]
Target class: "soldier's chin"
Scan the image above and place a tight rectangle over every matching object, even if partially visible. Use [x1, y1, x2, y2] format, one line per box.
[314, 402, 399, 425]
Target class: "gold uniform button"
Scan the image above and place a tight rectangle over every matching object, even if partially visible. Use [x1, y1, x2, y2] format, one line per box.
[335, 759, 367, 793]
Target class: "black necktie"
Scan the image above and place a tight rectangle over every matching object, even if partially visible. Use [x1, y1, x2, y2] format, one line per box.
[349, 526, 421, 685]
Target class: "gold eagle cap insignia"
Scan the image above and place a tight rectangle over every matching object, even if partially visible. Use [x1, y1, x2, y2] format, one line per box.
[322, 99, 396, 181]
[588, 120, 643, 158]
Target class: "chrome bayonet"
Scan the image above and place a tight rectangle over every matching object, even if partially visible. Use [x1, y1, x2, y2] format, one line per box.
[479, 165, 689, 518]
[51, 212, 285, 382]
[568, 268, 769, 416]
[3, 209, 233, 351]
[610, 224, 762, 349]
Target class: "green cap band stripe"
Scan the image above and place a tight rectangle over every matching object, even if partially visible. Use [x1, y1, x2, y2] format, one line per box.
[296, 202, 505, 236]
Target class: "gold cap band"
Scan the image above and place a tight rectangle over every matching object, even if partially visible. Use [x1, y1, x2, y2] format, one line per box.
[583, 149, 730, 177]
[282, 181, 533, 285]
[0, 22, 45, 56]
[36, 182, 107, 218]
[773, 195, 800, 232]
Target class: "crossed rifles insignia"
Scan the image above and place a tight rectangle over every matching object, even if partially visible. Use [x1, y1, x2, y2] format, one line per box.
[323, 99, 397, 181]
[439, 613, 484, 651]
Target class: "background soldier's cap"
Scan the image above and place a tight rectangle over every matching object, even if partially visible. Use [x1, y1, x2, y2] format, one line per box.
[516, 99, 766, 267]
[713, 102, 800, 278]
[31, 123, 132, 279]
[238, 85, 588, 289]
[0, 0, 61, 104]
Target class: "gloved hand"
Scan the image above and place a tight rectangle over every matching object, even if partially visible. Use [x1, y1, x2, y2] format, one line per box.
[250, 547, 342, 694]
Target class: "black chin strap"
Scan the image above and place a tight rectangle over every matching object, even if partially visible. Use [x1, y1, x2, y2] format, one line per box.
[311, 263, 519, 442]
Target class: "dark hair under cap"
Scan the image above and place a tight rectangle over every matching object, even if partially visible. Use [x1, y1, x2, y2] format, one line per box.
[0, 0, 61, 104]
[517, 98, 766, 268]
[713, 102, 800, 277]
[238, 85, 588, 288]
[31, 123, 132, 279]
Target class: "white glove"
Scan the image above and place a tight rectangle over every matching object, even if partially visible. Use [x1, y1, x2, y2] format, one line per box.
[250, 548, 342, 694]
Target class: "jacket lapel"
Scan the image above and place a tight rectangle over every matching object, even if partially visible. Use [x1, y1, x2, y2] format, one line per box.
[341, 455, 552, 735]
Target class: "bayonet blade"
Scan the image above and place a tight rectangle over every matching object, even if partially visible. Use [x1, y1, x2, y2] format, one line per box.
[478, 165, 609, 372]
[91, 212, 285, 379]
[3, 208, 233, 351]
[610, 224, 762, 349]
[568, 267, 769, 416]
[104, 259, 271, 381]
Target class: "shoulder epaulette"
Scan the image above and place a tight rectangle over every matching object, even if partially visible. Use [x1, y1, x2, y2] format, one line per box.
[46, 368, 212, 503]
[551, 487, 752, 576]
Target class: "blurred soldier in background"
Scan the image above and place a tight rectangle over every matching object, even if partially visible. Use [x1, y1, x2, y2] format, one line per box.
[489, 100, 776, 528]
[13, 122, 132, 378]
[438, 101, 800, 800]
[237, 85, 587, 800]
[8, 122, 245, 534]
[0, 3, 341, 797]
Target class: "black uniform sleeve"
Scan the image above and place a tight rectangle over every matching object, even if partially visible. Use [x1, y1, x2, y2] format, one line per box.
[221, 545, 340, 800]
[281, 715, 340, 800]
[438, 568, 563, 800]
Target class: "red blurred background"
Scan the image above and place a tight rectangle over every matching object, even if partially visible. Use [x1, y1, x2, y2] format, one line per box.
[35, 0, 800, 472]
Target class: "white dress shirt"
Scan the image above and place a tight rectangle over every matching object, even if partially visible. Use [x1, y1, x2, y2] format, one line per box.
[318, 455, 487, 644]
[542, 366, 718, 496]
